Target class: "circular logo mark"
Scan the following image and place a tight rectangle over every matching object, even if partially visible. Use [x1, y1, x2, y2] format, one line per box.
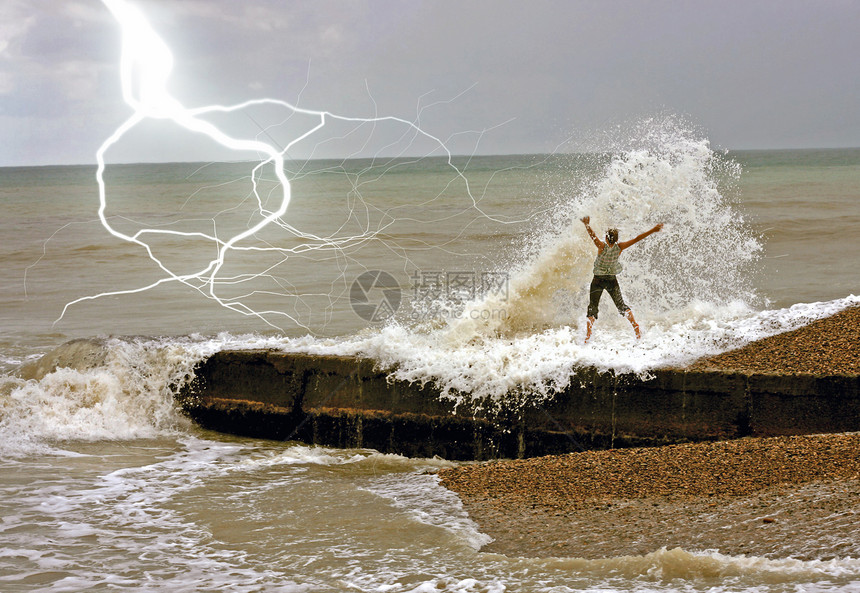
[350, 270, 401, 322]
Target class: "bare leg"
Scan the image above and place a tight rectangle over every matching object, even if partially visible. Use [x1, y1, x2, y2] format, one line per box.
[585, 316, 595, 344]
[625, 310, 640, 339]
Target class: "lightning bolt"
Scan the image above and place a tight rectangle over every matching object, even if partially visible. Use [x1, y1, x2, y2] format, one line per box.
[52, 0, 528, 333]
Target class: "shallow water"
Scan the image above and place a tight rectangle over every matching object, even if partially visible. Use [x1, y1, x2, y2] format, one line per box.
[2, 136, 859, 590]
[3, 436, 860, 593]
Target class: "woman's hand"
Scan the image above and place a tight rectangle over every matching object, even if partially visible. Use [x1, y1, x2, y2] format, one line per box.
[581, 216, 590, 225]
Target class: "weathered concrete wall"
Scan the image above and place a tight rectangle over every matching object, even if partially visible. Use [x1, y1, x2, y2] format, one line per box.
[177, 350, 860, 460]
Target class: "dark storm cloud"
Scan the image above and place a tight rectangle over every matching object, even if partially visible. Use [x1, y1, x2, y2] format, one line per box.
[3, 0, 859, 165]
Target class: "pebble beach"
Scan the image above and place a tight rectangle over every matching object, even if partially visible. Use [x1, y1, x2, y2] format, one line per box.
[438, 306, 860, 559]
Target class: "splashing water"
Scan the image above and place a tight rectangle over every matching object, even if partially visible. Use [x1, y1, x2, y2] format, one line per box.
[0, 337, 214, 457]
[7, 120, 849, 429]
[278, 121, 854, 411]
[471, 119, 760, 336]
[20, 3, 774, 418]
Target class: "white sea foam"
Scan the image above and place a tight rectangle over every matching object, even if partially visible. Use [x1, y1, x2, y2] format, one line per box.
[540, 546, 860, 586]
[362, 473, 493, 552]
[2, 290, 854, 458]
[0, 336, 209, 457]
[0, 436, 313, 592]
[260, 121, 856, 410]
[279, 294, 858, 412]
[237, 443, 456, 472]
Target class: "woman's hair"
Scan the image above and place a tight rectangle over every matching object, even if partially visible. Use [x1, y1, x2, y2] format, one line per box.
[605, 228, 619, 244]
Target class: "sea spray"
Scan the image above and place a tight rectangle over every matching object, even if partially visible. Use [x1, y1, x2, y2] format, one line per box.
[0, 336, 212, 457]
[267, 125, 856, 414]
[301, 121, 767, 411]
[0, 121, 832, 423]
[475, 120, 760, 335]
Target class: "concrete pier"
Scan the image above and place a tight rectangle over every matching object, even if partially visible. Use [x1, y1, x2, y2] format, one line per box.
[177, 350, 859, 460]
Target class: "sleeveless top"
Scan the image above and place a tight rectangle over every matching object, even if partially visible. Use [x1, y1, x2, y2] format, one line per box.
[593, 243, 622, 276]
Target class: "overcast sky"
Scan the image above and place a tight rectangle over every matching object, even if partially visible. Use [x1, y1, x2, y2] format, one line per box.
[2, 0, 859, 166]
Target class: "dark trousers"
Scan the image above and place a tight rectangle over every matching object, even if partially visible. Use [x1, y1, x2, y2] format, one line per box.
[587, 275, 629, 319]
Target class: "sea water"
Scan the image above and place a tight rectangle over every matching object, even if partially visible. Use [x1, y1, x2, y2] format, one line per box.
[2, 125, 860, 591]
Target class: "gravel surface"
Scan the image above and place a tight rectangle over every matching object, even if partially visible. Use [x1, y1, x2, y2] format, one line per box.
[440, 434, 860, 503]
[689, 305, 859, 375]
[438, 308, 860, 559]
[439, 434, 860, 559]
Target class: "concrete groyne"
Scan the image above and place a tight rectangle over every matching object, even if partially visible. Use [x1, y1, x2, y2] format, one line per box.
[178, 349, 859, 460]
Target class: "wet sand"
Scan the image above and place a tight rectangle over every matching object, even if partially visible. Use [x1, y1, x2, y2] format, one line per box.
[438, 306, 860, 559]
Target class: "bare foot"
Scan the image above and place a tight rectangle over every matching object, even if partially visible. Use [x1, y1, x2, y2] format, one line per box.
[625, 310, 641, 339]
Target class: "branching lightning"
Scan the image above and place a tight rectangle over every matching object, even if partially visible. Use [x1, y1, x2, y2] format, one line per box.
[54, 0, 525, 332]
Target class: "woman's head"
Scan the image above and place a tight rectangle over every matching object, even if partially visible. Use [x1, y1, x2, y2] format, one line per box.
[605, 228, 619, 245]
